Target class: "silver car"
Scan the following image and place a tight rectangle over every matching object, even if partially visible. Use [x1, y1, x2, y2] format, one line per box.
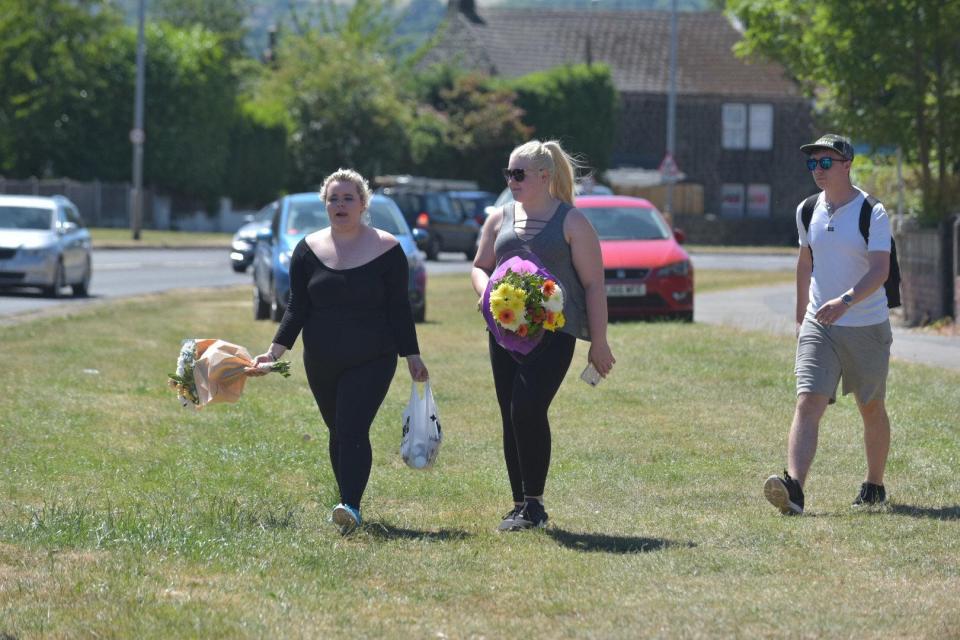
[0, 194, 92, 297]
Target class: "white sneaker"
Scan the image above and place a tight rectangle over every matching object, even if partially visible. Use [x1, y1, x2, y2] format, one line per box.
[332, 503, 361, 535]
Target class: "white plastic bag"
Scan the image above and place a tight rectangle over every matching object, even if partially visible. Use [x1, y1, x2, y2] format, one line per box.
[400, 381, 442, 469]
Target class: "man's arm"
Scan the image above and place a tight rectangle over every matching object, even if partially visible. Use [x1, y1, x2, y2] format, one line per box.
[795, 246, 812, 334]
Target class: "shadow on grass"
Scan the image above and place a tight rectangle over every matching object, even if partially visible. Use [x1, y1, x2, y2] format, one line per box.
[546, 528, 693, 554]
[364, 522, 473, 541]
[888, 504, 960, 520]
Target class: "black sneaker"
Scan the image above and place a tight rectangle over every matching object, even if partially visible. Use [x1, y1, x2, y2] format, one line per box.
[501, 500, 548, 531]
[496, 504, 524, 532]
[764, 470, 804, 515]
[852, 482, 887, 507]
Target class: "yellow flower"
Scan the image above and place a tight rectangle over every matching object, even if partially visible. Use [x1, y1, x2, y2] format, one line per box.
[489, 282, 526, 331]
[543, 310, 566, 331]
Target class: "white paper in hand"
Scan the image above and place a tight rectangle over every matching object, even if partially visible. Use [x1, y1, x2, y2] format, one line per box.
[400, 381, 442, 469]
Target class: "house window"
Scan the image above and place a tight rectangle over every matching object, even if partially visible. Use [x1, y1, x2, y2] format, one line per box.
[722, 103, 775, 150]
[749, 104, 774, 150]
[722, 103, 747, 149]
[747, 184, 771, 217]
[720, 183, 745, 217]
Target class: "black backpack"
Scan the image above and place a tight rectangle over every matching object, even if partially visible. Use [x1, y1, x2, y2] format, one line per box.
[800, 193, 902, 308]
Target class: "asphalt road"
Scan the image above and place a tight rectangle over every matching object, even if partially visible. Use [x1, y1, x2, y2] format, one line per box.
[0, 249, 247, 318]
[696, 283, 960, 371]
[0, 248, 830, 319]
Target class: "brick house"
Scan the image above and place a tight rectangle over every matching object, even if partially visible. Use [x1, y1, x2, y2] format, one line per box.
[432, 0, 817, 244]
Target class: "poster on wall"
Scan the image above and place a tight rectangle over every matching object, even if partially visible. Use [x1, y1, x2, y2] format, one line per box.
[747, 184, 771, 217]
[721, 184, 745, 218]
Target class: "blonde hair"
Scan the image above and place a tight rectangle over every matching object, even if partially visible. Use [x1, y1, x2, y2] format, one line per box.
[510, 139, 583, 205]
[319, 168, 373, 209]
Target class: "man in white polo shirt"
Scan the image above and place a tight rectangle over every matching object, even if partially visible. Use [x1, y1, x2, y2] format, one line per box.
[764, 133, 893, 515]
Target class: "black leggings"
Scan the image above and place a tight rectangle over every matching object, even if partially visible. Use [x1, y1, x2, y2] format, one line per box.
[304, 351, 397, 508]
[489, 331, 576, 503]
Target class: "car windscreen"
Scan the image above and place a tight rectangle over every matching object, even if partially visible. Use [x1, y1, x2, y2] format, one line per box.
[579, 206, 671, 241]
[453, 196, 494, 217]
[285, 200, 328, 237]
[284, 200, 407, 238]
[0, 206, 54, 230]
[368, 201, 407, 235]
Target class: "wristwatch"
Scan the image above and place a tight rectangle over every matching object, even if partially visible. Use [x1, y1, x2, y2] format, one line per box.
[841, 293, 854, 306]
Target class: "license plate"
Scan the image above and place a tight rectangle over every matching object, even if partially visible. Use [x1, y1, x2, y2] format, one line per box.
[605, 283, 646, 297]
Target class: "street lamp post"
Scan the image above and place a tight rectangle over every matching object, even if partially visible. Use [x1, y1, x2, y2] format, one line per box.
[130, 0, 146, 240]
[665, 0, 678, 217]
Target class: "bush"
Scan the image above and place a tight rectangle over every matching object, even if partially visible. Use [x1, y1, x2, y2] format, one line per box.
[509, 64, 618, 174]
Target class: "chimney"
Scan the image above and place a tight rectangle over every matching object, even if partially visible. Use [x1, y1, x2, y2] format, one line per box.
[447, 0, 485, 24]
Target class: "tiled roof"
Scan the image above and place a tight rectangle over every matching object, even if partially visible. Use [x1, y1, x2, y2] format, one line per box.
[430, 9, 801, 98]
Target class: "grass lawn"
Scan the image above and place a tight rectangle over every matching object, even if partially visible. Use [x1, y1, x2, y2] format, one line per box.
[695, 269, 794, 293]
[90, 228, 232, 248]
[686, 244, 797, 255]
[1, 275, 957, 638]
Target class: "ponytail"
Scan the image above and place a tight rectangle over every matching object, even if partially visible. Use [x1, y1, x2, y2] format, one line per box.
[510, 139, 584, 205]
[542, 141, 579, 205]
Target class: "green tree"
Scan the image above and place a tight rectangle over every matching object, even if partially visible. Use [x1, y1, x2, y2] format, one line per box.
[0, 0, 123, 178]
[412, 66, 532, 189]
[138, 23, 237, 202]
[246, 0, 421, 188]
[153, 0, 248, 57]
[509, 64, 619, 176]
[727, 0, 960, 223]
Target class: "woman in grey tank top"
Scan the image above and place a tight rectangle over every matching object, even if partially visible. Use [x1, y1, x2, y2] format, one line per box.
[471, 139, 616, 532]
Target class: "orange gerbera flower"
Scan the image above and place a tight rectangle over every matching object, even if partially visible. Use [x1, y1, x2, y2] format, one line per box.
[542, 279, 557, 296]
[517, 324, 529, 337]
[497, 308, 516, 325]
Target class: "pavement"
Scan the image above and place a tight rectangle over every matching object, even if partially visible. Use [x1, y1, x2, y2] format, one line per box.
[695, 283, 960, 371]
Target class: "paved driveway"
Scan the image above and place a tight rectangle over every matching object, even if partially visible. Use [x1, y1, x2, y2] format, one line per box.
[696, 283, 960, 371]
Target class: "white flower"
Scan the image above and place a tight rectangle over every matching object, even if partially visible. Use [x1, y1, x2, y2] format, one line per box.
[543, 288, 564, 312]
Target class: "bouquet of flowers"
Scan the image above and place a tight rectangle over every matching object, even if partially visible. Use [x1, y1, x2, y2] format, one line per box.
[167, 338, 290, 408]
[482, 255, 565, 355]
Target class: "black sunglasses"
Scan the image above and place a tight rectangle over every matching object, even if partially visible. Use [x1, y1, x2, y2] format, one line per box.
[806, 157, 841, 171]
[502, 167, 539, 182]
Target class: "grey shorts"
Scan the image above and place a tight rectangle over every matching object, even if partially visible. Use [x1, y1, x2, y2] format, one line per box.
[795, 318, 892, 405]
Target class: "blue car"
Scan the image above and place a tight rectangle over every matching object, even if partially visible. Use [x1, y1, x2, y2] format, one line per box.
[252, 193, 427, 322]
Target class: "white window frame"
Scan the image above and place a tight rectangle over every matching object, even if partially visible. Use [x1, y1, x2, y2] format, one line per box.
[720, 183, 745, 218]
[746, 184, 772, 217]
[748, 104, 774, 150]
[722, 103, 747, 150]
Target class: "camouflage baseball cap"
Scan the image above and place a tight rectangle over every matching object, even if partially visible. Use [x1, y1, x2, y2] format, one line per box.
[800, 134, 854, 160]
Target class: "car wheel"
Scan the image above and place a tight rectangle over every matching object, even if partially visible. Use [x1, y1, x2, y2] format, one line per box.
[45, 261, 65, 298]
[676, 310, 694, 323]
[425, 235, 441, 261]
[253, 284, 270, 320]
[413, 302, 426, 323]
[269, 286, 286, 322]
[232, 263, 247, 274]
[72, 257, 91, 297]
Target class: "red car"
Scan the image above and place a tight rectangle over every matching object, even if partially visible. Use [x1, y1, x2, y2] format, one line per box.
[576, 195, 694, 321]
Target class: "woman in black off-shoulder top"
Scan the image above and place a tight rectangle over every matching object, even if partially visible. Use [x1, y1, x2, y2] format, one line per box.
[246, 169, 429, 535]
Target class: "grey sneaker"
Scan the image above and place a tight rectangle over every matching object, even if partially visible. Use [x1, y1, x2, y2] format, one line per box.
[764, 470, 804, 515]
[852, 482, 886, 507]
[332, 503, 361, 535]
[500, 500, 548, 532]
[496, 504, 524, 532]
